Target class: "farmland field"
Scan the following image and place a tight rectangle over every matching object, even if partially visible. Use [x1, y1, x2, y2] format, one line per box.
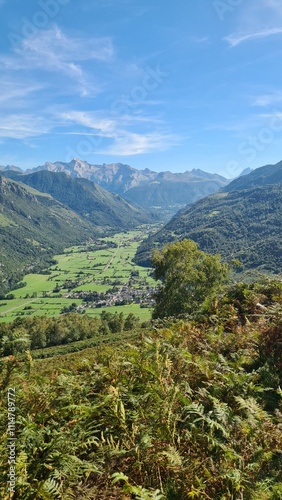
[0, 227, 158, 323]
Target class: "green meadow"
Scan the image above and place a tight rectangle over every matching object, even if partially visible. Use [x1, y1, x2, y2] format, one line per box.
[0, 229, 154, 323]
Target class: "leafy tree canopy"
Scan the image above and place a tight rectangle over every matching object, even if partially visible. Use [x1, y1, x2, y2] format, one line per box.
[152, 239, 229, 318]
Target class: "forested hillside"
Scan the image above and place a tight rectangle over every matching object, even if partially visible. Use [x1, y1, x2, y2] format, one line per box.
[0, 176, 95, 295]
[135, 162, 282, 272]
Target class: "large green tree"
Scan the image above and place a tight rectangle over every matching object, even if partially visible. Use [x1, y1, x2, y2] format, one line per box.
[152, 239, 229, 318]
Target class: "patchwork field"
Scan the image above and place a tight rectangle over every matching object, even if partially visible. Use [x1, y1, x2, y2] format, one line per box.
[0, 228, 157, 323]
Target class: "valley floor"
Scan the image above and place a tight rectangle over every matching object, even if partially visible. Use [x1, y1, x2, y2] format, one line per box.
[0, 226, 159, 323]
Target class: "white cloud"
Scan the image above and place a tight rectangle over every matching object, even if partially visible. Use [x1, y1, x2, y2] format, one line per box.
[0, 80, 43, 107]
[225, 27, 282, 47]
[0, 106, 178, 155]
[118, 131, 179, 155]
[59, 111, 115, 135]
[58, 110, 179, 156]
[1, 26, 113, 96]
[0, 114, 52, 139]
[100, 132, 179, 156]
[224, 0, 282, 47]
[0, 27, 176, 156]
[95, 129, 179, 156]
[20, 26, 113, 63]
[58, 110, 165, 133]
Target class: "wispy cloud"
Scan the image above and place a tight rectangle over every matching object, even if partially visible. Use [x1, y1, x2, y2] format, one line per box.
[0, 105, 179, 156]
[58, 110, 180, 156]
[20, 26, 114, 63]
[0, 79, 44, 107]
[99, 131, 179, 156]
[225, 27, 282, 47]
[59, 111, 115, 136]
[224, 0, 282, 47]
[0, 114, 52, 139]
[0, 25, 177, 157]
[1, 26, 113, 96]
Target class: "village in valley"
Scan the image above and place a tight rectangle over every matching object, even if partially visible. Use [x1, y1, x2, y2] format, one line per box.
[0, 228, 158, 322]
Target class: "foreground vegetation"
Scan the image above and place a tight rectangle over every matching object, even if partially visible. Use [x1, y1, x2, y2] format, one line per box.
[151, 240, 228, 318]
[0, 276, 282, 499]
[0, 310, 142, 358]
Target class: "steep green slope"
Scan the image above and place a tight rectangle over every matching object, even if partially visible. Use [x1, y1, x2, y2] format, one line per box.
[135, 183, 282, 272]
[3, 170, 155, 228]
[0, 176, 95, 294]
[223, 159, 282, 192]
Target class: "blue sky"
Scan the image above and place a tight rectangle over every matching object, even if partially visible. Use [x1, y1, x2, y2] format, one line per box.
[0, 0, 282, 177]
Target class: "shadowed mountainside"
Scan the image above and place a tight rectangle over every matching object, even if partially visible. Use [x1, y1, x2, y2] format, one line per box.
[135, 160, 282, 272]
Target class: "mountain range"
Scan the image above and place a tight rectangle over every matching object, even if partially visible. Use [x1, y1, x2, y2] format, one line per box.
[1, 169, 154, 229]
[0, 159, 229, 210]
[0, 170, 154, 294]
[135, 160, 282, 273]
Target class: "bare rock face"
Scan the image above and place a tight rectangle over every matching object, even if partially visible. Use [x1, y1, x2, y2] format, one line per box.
[31, 159, 229, 208]
[33, 159, 157, 194]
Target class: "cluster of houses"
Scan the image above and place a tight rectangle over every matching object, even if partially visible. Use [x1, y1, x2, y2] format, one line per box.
[66, 282, 156, 309]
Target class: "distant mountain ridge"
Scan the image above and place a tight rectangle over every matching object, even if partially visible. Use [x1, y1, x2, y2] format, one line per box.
[238, 167, 253, 177]
[0, 165, 22, 173]
[135, 160, 282, 273]
[123, 172, 227, 207]
[3, 169, 155, 229]
[33, 159, 156, 194]
[1, 159, 230, 210]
